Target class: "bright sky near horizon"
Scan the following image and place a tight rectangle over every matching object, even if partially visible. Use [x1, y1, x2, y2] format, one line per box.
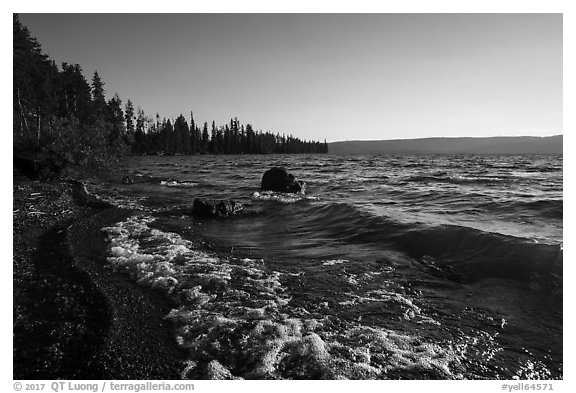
[19, 13, 562, 142]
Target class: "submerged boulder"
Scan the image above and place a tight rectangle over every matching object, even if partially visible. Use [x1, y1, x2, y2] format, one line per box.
[121, 176, 134, 184]
[261, 167, 306, 194]
[192, 198, 243, 218]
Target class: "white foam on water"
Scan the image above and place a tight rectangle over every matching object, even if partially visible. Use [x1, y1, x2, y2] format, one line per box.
[102, 215, 489, 380]
[86, 183, 151, 211]
[512, 359, 553, 380]
[252, 191, 319, 204]
[322, 259, 349, 266]
[160, 180, 199, 188]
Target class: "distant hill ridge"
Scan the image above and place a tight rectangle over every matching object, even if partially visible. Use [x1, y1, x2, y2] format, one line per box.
[329, 135, 562, 155]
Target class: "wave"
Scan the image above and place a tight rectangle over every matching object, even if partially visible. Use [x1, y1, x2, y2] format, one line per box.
[128, 174, 200, 188]
[290, 202, 562, 286]
[101, 215, 470, 380]
[481, 199, 563, 220]
[394, 225, 562, 284]
[160, 180, 199, 188]
[404, 174, 510, 185]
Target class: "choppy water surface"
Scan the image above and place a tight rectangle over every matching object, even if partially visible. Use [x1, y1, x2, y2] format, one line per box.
[96, 154, 562, 379]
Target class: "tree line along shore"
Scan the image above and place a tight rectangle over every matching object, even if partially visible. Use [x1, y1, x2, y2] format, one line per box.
[14, 14, 327, 179]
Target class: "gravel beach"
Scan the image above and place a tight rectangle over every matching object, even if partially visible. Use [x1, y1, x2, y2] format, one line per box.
[13, 173, 187, 379]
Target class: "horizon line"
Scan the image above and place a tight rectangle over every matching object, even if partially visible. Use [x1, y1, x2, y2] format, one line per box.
[329, 134, 563, 143]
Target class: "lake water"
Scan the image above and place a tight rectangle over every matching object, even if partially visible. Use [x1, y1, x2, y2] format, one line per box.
[93, 154, 562, 379]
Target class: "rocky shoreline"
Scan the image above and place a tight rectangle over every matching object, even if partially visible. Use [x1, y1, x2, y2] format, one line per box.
[13, 174, 187, 379]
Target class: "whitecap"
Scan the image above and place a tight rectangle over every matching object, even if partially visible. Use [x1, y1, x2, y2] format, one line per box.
[252, 191, 319, 204]
[160, 180, 199, 188]
[322, 259, 349, 266]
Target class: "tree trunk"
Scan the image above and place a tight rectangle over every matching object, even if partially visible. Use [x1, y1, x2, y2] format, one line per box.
[64, 81, 69, 114]
[36, 108, 41, 147]
[17, 88, 29, 138]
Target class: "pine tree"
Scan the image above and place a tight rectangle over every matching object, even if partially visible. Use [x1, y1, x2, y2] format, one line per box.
[164, 119, 174, 154]
[189, 112, 197, 153]
[173, 115, 182, 154]
[210, 120, 217, 154]
[106, 93, 125, 153]
[125, 99, 135, 135]
[224, 124, 231, 154]
[91, 71, 107, 119]
[174, 114, 189, 154]
[202, 122, 209, 153]
[59, 63, 93, 123]
[134, 107, 146, 154]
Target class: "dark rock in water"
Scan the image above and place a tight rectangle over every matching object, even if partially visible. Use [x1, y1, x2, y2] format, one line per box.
[68, 180, 112, 209]
[261, 167, 306, 194]
[192, 198, 243, 218]
[122, 176, 134, 185]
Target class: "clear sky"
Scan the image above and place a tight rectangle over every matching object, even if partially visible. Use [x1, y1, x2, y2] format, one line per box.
[19, 13, 562, 142]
